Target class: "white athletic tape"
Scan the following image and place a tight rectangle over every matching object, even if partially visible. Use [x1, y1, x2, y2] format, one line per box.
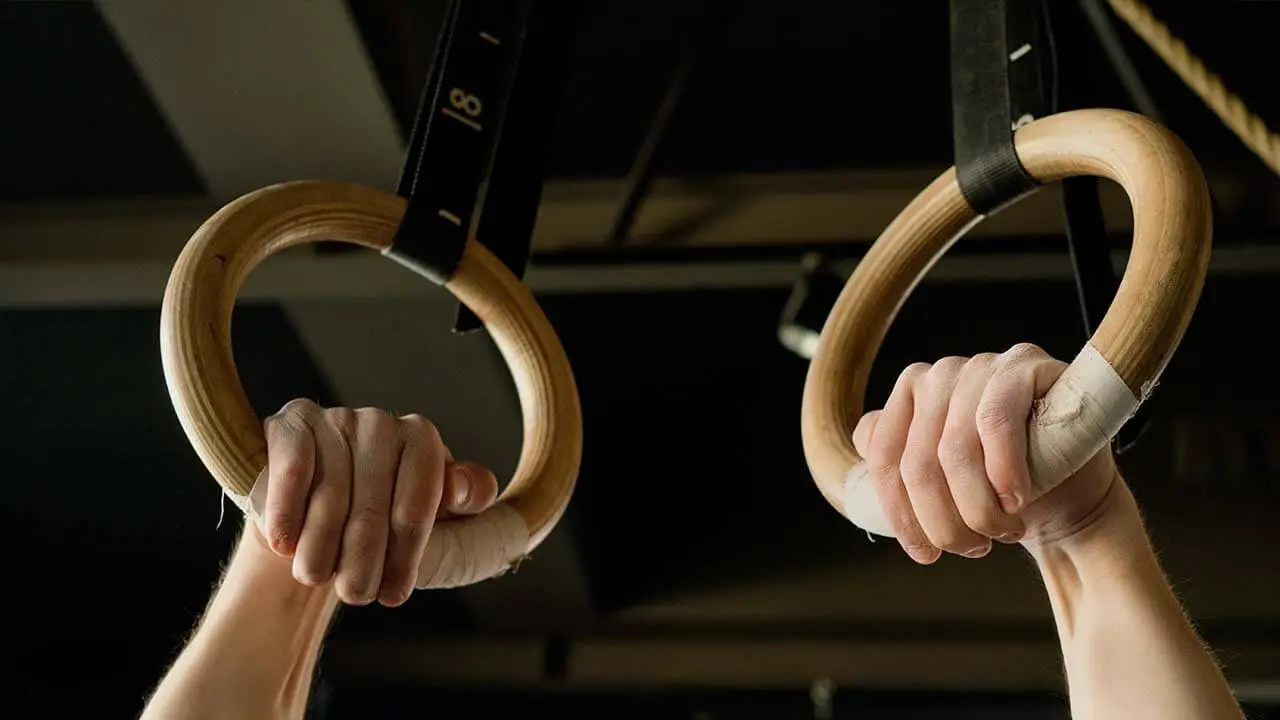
[1024, 342, 1142, 491]
[227, 472, 530, 588]
[414, 503, 530, 589]
[840, 343, 1141, 538]
[840, 463, 895, 538]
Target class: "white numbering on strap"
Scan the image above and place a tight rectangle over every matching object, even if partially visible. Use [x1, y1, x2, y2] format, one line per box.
[442, 88, 484, 131]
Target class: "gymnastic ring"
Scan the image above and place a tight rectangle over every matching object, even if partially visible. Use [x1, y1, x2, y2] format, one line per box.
[161, 180, 582, 588]
[801, 109, 1211, 537]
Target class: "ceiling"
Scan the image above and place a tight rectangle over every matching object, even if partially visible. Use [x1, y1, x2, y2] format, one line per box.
[2, 1, 1279, 717]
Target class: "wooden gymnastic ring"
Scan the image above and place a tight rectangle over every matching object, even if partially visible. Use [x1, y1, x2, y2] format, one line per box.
[161, 180, 582, 587]
[800, 109, 1211, 537]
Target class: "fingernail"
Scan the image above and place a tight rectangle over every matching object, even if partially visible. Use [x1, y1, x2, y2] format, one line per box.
[998, 493, 1023, 514]
[907, 545, 941, 564]
[997, 529, 1024, 544]
[962, 545, 991, 559]
[453, 465, 472, 508]
[380, 587, 408, 607]
[292, 563, 314, 586]
[270, 530, 295, 555]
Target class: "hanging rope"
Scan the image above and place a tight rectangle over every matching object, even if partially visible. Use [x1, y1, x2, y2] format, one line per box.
[1102, 0, 1280, 176]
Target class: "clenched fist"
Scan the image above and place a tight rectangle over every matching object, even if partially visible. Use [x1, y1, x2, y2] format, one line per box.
[853, 343, 1120, 564]
[257, 399, 499, 606]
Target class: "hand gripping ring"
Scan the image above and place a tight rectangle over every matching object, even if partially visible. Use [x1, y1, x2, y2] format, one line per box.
[801, 109, 1211, 537]
[161, 180, 583, 587]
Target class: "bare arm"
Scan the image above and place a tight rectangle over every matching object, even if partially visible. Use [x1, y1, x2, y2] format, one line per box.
[142, 401, 498, 720]
[141, 525, 338, 720]
[853, 345, 1244, 720]
[1029, 480, 1243, 720]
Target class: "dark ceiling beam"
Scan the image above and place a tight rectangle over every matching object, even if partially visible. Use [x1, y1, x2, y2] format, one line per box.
[0, 169, 1137, 263]
[6, 166, 1278, 261]
[3, 243, 1280, 309]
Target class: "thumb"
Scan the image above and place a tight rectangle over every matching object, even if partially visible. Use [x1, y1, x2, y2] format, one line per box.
[440, 461, 499, 516]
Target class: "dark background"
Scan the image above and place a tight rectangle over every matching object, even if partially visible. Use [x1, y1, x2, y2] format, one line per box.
[2, 0, 1279, 717]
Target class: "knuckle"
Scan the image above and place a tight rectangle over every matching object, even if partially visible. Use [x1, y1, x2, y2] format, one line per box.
[311, 482, 351, 516]
[864, 440, 896, 476]
[898, 455, 939, 488]
[1004, 342, 1046, 362]
[986, 463, 1025, 494]
[867, 432, 908, 470]
[401, 414, 443, 447]
[958, 503, 1006, 538]
[937, 429, 976, 469]
[280, 397, 320, 417]
[929, 355, 968, 381]
[303, 511, 343, 542]
[324, 407, 356, 440]
[898, 362, 932, 385]
[348, 504, 389, 533]
[852, 411, 878, 448]
[390, 513, 432, 543]
[890, 507, 921, 535]
[976, 399, 1016, 433]
[967, 352, 998, 369]
[354, 406, 396, 430]
[868, 453, 898, 480]
[926, 527, 967, 553]
[273, 458, 311, 488]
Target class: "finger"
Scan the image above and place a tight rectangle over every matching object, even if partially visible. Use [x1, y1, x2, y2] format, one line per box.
[377, 415, 447, 607]
[292, 407, 353, 586]
[867, 363, 939, 564]
[900, 357, 991, 558]
[336, 408, 400, 606]
[852, 410, 882, 460]
[262, 399, 321, 557]
[976, 343, 1066, 513]
[443, 461, 499, 516]
[939, 355, 1026, 544]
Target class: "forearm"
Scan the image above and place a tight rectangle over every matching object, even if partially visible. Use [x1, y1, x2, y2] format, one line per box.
[142, 524, 339, 720]
[1030, 480, 1243, 720]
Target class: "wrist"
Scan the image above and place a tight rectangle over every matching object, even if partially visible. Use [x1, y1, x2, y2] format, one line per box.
[1025, 475, 1148, 569]
[198, 523, 339, 707]
[221, 520, 339, 633]
[1026, 478, 1165, 636]
[146, 522, 340, 720]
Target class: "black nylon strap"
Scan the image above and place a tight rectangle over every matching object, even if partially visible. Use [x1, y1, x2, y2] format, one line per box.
[949, 0, 1044, 214]
[385, 0, 524, 285]
[453, 0, 582, 333]
[952, 0, 1148, 453]
[1052, 2, 1149, 452]
[1063, 183, 1114, 338]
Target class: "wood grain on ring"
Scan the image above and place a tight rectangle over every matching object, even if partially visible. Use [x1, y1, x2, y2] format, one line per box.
[161, 180, 582, 554]
[801, 109, 1212, 514]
